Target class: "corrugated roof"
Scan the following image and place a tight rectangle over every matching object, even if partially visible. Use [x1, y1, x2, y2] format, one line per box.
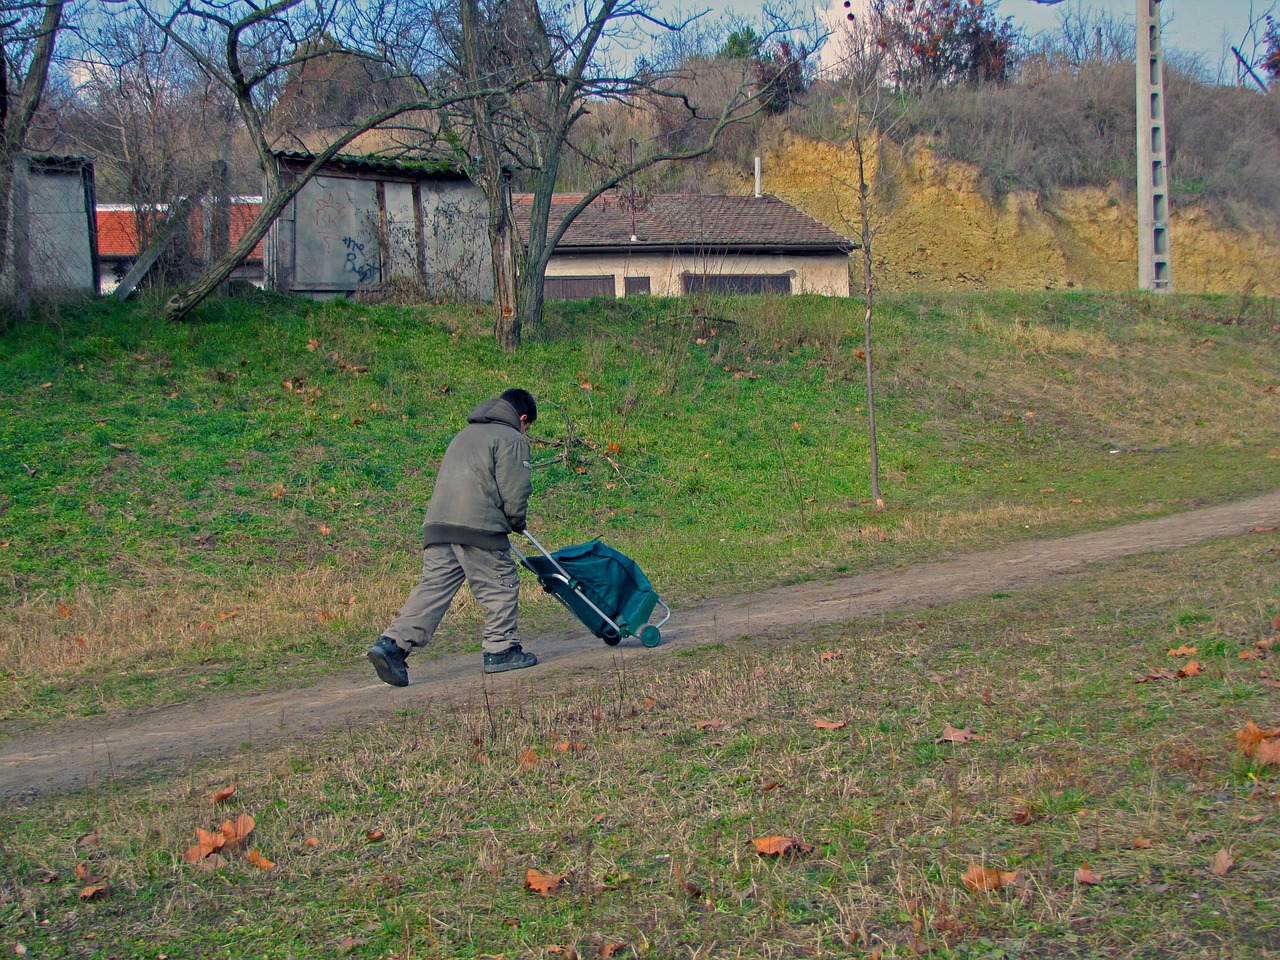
[513, 193, 855, 253]
[96, 202, 265, 261]
[272, 149, 464, 177]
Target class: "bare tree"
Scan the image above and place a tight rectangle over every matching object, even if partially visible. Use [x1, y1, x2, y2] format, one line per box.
[423, 0, 816, 349]
[142, 0, 480, 322]
[819, 10, 915, 510]
[0, 0, 67, 309]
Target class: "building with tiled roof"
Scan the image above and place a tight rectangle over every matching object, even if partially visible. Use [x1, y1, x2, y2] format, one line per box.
[512, 190, 855, 299]
[95, 199, 265, 293]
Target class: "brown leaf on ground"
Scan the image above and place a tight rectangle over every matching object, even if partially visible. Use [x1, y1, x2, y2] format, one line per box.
[74, 863, 103, 884]
[819, 651, 842, 661]
[1168, 645, 1198, 657]
[1177, 660, 1202, 678]
[220, 814, 255, 845]
[212, 783, 236, 804]
[750, 836, 816, 857]
[814, 719, 846, 730]
[79, 882, 109, 900]
[1239, 649, 1262, 660]
[1076, 862, 1103, 885]
[304, 837, 320, 848]
[1133, 837, 1153, 849]
[57, 602, 71, 617]
[1134, 669, 1178, 683]
[525, 868, 570, 896]
[1009, 804, 1038, 826]
[366, 829, 385, 841]
[1255, 739, 1280, 768]
[517, 748, 539, 770]
[75, 832, 100, 848]
[1211, 848, 1234, 876]
[962, 864, 1017, 892]
[642, 697, 656, 710]
[937, 724, 984, 744]
[194, 853, 228, 872]
[600, 943, 628, 958]
[694, 720, 723, 730]
[761, 781, 782, 793]
[1235, 721, 1280, 757]
[247, 847, 275, 870]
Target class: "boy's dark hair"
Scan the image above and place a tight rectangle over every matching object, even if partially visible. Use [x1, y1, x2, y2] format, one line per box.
[500, 388, 537, 424]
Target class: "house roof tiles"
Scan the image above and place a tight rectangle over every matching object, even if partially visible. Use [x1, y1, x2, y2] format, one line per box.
[512, 192, 854, 253]
[96, 201, 265, 261]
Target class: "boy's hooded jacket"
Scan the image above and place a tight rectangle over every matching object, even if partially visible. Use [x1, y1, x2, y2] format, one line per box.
[420, 397, 533, 551]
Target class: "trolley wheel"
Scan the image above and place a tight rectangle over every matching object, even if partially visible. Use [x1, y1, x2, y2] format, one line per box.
[601, 626, 622, 646]
[640, 625, 661, 648]
[541, 582, 556, 594]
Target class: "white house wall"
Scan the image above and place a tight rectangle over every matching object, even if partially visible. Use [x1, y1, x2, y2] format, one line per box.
[542, 250, 851, 297]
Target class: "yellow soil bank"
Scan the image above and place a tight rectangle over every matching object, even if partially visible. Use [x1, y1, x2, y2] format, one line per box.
[752, 135, 1280, 297]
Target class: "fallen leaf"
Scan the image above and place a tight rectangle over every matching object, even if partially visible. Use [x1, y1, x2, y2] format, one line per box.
[74, 863, 103, 884]
[750, 836, 816, 857]
[937, 724, 984, 744]
[600, 943, 628, 958]
[304, 837, 320, 848]
[319, 524, 332, 536]
[220, 814, 255, 845]
[1235, 721, 1280, 757]
[961, 863, 1017, 892]
[79, 882, 109, 900]
[819, 651, 843, 662]
[247, 847, 275, 870]
[1187, 831, 1213, 844]
[813, 719, 846, 730]
[1239, 649, 1262, 660]
[761, 781, 782, 793]
[1075, 862, 1102, 885]
[366, 829, 385, 841]
[1168, 645, 1198, 657]
[1177, 660, 1202, 678]
[57, 602, 71, 617]
[1256, 739, 1280, 768]
[517, 748, 539, 770]
[212, 783, 236, 804]
[1210, 848, 1234, 876]
[525, 868, 570, 896]
[694, 720, 723, 730]
[553, 742, 588, 752]
[1009, 804, 1038, 826]
[642, 697, 656, 710]
[1133, 837, 1153, 849]
[194, 853, 227, 872]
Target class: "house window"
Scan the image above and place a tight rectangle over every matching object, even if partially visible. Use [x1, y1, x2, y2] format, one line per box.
[682, 274, 792, 296]
[624, 276, 651, 296]
[544, 275, 616, 300]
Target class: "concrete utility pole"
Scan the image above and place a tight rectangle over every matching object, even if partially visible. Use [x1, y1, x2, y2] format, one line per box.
[1135, 0, 1173, 291]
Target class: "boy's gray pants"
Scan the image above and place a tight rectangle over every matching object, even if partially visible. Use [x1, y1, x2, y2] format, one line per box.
[383, 542, 520, 654]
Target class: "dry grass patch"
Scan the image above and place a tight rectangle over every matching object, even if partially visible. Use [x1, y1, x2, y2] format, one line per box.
[3, 535, 1277, 958]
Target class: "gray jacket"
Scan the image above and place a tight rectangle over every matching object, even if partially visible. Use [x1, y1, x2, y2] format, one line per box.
[421, 397, 533, 550]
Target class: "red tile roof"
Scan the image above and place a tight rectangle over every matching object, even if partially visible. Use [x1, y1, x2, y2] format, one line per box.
[96, 201, 265, 261]
[512, 193, 854, 252]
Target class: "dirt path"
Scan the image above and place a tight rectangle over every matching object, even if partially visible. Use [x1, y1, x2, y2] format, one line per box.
[4, 491, 1278, 800]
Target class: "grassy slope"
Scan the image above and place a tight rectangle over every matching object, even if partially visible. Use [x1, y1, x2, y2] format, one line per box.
[1, 289, 1278, 724]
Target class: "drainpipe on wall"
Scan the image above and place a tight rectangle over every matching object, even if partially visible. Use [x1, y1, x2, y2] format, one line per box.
[754, 157, 762, 198]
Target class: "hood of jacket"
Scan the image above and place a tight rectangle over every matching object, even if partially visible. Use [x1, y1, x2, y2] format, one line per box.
[468, 397, 522, 431]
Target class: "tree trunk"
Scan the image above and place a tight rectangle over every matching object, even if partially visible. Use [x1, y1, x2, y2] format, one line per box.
[856, 134, 884, 510]
[491, 181, 520, 350]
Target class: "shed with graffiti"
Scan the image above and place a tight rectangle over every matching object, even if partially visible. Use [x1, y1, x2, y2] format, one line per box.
[265, 152, 492, 301]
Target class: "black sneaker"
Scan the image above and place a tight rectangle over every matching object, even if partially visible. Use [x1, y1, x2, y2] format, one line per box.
[367, 636, 409, 687]
[483, 643, 538, 674]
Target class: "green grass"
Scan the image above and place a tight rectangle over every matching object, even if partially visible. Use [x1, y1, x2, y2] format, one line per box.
[1, 288, 1278, 724]
[1, 534, 1277, 958]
